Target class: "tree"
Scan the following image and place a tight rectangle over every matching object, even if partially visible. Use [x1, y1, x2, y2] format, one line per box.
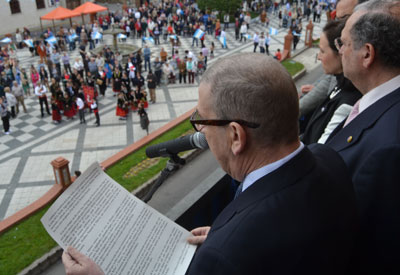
[197, 0, 242, 21]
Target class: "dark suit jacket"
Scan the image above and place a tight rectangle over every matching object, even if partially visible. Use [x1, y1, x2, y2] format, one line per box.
[302, 74, 361, 145]
[327, 87, 400, 274]
[187, 144, 358, 275]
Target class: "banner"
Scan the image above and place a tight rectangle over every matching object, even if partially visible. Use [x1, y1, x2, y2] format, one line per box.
[91, 32, 102, 40]
[218, 36, 227, 48]
[46, 35, 57, 44]
[269, 27, 278, 36]
[68, 33, 78, 41]
[168, 34, 177, 40]
[193, 29, 205, 39]
[23, 39, 34, 47]
[142, 36, 155, 44]
[0, 37, 12, 43]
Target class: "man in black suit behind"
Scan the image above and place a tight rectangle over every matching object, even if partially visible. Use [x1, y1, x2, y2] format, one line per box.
[62, 54, 358, 274]
[326, 1, 400, 273]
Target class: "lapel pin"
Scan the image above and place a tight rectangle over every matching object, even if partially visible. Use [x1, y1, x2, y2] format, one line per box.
[347, 136, 353, 143]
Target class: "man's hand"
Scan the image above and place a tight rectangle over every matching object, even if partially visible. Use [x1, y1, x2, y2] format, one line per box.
[187, 226, 211, 245]
[62, 246, 105, 275]
[300, 84, 315, 94]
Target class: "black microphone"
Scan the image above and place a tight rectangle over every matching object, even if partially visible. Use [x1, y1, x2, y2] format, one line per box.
[146, 132, 208, 158]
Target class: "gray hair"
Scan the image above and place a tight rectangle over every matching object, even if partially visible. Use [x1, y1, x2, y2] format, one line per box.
[354, 0, 400, 12]
[350, 1, 400, 69]
[200, 53, 299, 148]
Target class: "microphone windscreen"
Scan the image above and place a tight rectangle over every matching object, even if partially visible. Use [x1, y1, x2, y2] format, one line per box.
[191, 132, 208, 149]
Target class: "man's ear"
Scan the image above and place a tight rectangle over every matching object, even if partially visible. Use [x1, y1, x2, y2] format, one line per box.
[228, 122, 247, 156]
[362, 43, 375, 69]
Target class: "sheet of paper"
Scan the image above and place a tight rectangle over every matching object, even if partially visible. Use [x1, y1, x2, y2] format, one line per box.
[41, 162, 196, 275]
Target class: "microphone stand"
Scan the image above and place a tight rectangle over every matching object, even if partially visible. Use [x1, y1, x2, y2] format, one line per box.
[142, 154, 186, 203]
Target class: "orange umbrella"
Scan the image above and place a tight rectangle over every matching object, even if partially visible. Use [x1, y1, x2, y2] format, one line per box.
[41, 6, 81, 29]
[73, 2, 108, 25]
[72, 2, 108, 14]
[41, 6, 80, 20]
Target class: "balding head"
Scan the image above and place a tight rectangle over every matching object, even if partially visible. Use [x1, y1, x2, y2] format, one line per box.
[336, 0, 358, 18]
[200, 53, 299, 148]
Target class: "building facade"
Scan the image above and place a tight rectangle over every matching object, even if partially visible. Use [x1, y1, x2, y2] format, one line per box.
[0, 0, 89, 35]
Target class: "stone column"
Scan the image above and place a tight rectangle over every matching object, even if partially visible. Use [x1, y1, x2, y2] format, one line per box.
[284, 29, 293, 59]
[305, 20, 314, 48]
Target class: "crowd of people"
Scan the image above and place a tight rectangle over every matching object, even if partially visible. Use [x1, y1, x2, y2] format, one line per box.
[0, 0, 335, 135]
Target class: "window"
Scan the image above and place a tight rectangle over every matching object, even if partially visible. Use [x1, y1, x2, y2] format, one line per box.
[36, 0, 45, 9]
[66, 0, 81, 10]
[9, 0, 21, 14]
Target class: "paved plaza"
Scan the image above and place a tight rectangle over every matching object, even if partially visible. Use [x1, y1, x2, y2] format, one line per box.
[0, 11, 326, 220]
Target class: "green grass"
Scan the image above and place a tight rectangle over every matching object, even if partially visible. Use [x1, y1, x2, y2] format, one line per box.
[0, 119, 194, 275]
[0, 206, 57, 275]
[250, 11, 259, 19]
[106, 120, 194, 191]
[282, 60, 305, 76]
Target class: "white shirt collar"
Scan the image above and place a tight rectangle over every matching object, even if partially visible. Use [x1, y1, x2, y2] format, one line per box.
[359, 74, 400, 114]
[241, 142, 305, 193]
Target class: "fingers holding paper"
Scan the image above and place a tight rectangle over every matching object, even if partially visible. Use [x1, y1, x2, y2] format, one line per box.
[187, 226, 211, 245]
[62, 246, 105, 275]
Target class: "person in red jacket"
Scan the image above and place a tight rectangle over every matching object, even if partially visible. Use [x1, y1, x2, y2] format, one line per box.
[274, 49, 282, 61]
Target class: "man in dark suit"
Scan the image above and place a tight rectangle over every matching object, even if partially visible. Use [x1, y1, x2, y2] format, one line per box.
[185, 53, 358, 274]
[326, 1, 400, 273]
[62, 54, 358, 275]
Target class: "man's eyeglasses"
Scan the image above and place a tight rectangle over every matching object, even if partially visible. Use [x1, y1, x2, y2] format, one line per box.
[190, 109, 260, 132]
[334, 37, 344, 51]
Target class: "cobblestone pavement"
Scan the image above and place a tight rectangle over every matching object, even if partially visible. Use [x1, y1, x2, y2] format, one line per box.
[0, 10, 326, 220]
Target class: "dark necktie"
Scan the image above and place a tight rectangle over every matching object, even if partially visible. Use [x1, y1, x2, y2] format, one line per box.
[234, 182, 243, 199]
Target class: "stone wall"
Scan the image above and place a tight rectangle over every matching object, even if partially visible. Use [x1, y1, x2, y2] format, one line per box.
[0, 1, 69, 36]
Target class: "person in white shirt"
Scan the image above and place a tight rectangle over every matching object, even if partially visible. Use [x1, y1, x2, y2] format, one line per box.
[73, 57, 84, 78]
[224, 14, 230, 29]
[253, 32, 259, 52]
[5, 87, 17, 118]
[244, 12, 251, 29]
[35, 83, 51, 117]
[76, 96, 86, 124]
[15, 28, 23, 49]
[239, 23, 247, 42]
[264, 33, 271, 55]
[134, 11, 141, 20]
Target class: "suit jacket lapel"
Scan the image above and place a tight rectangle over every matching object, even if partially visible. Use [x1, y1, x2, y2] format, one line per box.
[210, 147, 316, 231]
[307, 101, 329, 128]
[327, 87, 400, 151]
